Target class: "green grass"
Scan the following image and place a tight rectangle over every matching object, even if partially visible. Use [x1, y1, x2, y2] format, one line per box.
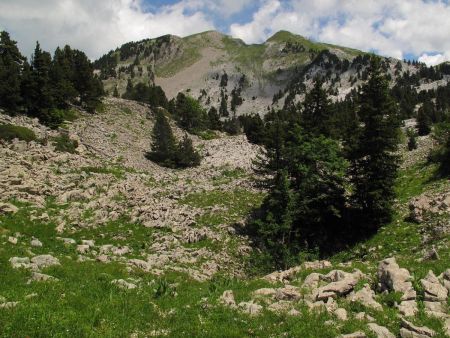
[179, 188, 264, 227]
[0, 123, 37, 142]
[52, 133, 78, 153]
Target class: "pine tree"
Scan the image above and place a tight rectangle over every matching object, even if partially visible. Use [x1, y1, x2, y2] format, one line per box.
[349, 56, 400, 230]
[252, 170, 295, 269]
[113, 86, 119, 98]
[417, 102, 432, 136]
[175, 134, 201, 168]
[301, 78, 333, 137]
[219, 90, 228, 117]
[207, 107, 221, 130]
[147, 109, 177, 167]
[0, 31, 24, 113]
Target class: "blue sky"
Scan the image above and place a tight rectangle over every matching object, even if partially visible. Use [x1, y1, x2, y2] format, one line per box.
[1, 0, 450, 65]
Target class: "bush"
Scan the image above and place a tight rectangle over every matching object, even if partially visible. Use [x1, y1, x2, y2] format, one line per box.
[0, 123, 37, 142]
[52, 133, 78, 153]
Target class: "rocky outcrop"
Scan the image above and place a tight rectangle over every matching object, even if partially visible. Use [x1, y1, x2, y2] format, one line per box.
[264, 260, 332, 283]
[377, 257, 418, 316]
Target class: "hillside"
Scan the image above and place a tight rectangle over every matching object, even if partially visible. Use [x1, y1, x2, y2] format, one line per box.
[0, 98, 449, 337]
[94, 30, 450, 117]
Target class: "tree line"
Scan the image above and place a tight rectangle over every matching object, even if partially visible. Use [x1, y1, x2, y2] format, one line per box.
[0, 31, 104, 128]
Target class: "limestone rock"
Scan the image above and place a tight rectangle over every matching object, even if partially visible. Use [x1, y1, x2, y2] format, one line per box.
[30, 255, 60, 270]
[334, 308, 348, 321]
[339, 332, 366, 338]
[30, 238, 43, 247]
[377, 258, 416, 300]
[398, 300, 418, 317]
[238, 301, 262, 316]
[0, 302, 19, 309]
[0, 203, 19, 215]
[420, 271, 448, 302]
[28, 272, 59, 283]
[8, 236, 18, 244]
[275, 285, 301, 301]
[368, 323, 395, 338]
[9, 257, 31, 269]
[219, 290, 236, 308]
[348, 284, 383, 311]
[400, 318, 435, 337]
[111, 279, 137, 290]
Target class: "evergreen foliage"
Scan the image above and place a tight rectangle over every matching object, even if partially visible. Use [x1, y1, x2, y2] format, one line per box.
[147, 109, 201, 169]
[0, 30, 104, 127]
[122, 82, 168, 109]
[348, 57, 400, 230]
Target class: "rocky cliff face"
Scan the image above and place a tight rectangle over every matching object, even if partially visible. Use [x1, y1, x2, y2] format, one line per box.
[94, 30, 450, 116]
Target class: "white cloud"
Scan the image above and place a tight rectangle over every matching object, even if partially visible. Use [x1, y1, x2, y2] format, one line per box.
[418, 53, 449, 66]
[0, 0, 214, 60]
[229, 0, 450, 66]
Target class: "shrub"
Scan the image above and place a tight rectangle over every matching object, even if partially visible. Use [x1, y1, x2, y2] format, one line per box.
[0, 123, 37, 142]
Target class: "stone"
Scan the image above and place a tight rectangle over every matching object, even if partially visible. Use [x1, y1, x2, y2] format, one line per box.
[339, 332, 366, 338]
[8, 236, 18, 244]
[354, 312, 375, 322]
[302, 272, 322, 290]
[252, 288, 277, 298]
[264, 260, 331, 283]
[0, 302, 19, 309]
[27, 272, 58, 283]
[9, 257, 31, 269]
[30, 255, 60, 270]
[400, 319, 435, 338]
[77, 244, 90, 254]
[127, 259, 151, 271]
[219, 290, 236, 308]
[334, 308, 348, 321]
[348, 284, 383, 311]
[275, 285, 301, 301]
[0, 203, 19, 215]
[111, 279, 137, 290]
[238, 301, 262, 316]
[368, 323, 395, 338]
[398, 300, 418, 317]
[57, 237, 76, 245]
[30, 238, 43, 247]
[81, 239, 95, 247]
[377, 258, 416, 300]
[267, 301, 293, 313]
[315, 272, 360, 301]
[420, 271, 448, 302]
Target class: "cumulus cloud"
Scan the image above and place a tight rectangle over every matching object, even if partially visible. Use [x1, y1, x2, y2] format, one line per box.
[0, 0, 214, 60]
[229, 0, 450, 65]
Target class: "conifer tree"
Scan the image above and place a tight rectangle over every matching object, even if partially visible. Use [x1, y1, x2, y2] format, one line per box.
[207, 107, 221, 130]
[0, 31, 24, 113]
[147, 109, 177, 167]
[301, 78, 333, 137]
[417, 102, 432, 136]
[349, 56, 400, 230]
[175, 134, 201, 168]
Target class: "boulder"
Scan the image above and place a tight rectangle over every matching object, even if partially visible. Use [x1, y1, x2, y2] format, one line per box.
[398, 300, 418, 317]
[400, 318, 435, 337]
[377, 258, 416, 300]
[334, 308, 348, 321]
[420, 271, 448, 302]
[348, 284, 383, 311]
[0, 203, 19, 215]
[9, 257, 31, 269]
[315, 271, 362, 301]
[30, 238, 43, 247]
[238, 301, 262, 316]
[30, 255, 60, 270]
[27, 272, 58, 283]
[368, 323, 395, 338]
[275, 285, 301, 301]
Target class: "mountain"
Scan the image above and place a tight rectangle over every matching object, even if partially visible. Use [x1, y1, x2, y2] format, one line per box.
[94, 30, 450, 116]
